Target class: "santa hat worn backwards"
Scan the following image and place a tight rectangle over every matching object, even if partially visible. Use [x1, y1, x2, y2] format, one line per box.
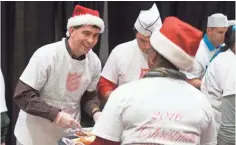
[150, 17, 203, 72]
[66, 5, 105, 36]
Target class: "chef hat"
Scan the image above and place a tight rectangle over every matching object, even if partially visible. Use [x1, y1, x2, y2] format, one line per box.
[150, 17, 203, 72]
[207, 13, 228, 27]
[134, 3, 162, 37]
[66, 5, 105, 36]
[228, 20, 236, 26]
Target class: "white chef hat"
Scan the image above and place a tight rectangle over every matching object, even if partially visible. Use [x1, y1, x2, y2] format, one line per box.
[207, 13, 228, 27]
[134, 3, 162, 37]
[228, 20, 236, 26]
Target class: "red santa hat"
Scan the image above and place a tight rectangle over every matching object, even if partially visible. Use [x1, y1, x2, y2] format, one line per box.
[150, 17, 203, 72]
[66, 5, 105, 36]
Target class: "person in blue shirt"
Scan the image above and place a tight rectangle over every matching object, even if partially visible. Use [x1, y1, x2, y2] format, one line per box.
[186, 13, 228, 89]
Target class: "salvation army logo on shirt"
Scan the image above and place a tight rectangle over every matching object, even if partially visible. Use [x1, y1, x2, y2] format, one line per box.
[66, 72, 81, 92]
[139, 68, 150, 79]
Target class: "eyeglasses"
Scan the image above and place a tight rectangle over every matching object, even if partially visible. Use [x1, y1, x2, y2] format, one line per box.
[147, 47, 156, 54]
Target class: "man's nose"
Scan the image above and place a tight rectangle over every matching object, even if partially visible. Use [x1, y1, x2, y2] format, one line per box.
[87, 36, 93, 44]
[143, 42, 151, 49]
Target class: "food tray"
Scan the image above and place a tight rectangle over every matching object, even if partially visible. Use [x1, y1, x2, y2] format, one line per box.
[58, 128, 93, 145]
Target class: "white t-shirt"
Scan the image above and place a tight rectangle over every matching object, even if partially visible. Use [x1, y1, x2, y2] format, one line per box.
[101, 39, 149, 86]
[0, 68, 7, 113]
[93, 77, 217, 145]
[14, 38, 101, 145]
[201, 49, 236, 130]
[185, 39, 220, 79]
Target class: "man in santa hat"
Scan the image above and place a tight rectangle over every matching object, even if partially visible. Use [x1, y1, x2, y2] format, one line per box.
[186, 13, 228, 88]
[97, 3, 162, 102]
[91, 17, 217, 145]
[13, 5, 103, 145]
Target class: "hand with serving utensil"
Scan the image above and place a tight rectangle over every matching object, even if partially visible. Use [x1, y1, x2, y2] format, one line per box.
[55, 111, 81, 129]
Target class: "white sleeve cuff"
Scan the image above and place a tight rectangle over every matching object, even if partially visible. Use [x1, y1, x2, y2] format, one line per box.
[92, 129, 120, 142]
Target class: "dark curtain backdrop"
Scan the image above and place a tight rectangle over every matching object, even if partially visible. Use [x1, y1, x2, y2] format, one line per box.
[1, 1, 235, 145]
[108, 1, 235, 52]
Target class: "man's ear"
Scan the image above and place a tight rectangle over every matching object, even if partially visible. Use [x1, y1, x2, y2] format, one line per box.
[148, 50, 158, 69]
[206, 27, 214, 35]
[206, 27, 210, 34]
[69, 27, 74, 37]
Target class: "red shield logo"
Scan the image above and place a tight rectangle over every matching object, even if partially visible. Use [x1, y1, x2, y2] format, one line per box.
[66, 73, 81, 92]
[139, 68, 150, 79]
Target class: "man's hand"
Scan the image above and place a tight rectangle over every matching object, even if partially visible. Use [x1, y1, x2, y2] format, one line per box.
[93, 112, 101, 122]
[55, 112, 81, 129]
[187, 78, 201, 89]
[104, 91, 112, 101]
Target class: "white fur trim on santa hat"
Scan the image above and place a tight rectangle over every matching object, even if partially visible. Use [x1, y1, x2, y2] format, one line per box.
[66, 14, 105, 36]
[150, 30, 195, 72]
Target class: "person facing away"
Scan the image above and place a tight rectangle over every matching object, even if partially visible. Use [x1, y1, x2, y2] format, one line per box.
[201, 25, 236, 144]
[90, 17, 217, 145]
[13, 4, 104, 145]
[97, 3, 162, 101]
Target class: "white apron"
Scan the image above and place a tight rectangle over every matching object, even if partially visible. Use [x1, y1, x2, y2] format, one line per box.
[14, 40, 94, 145]
[118, 40, 149, 86]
